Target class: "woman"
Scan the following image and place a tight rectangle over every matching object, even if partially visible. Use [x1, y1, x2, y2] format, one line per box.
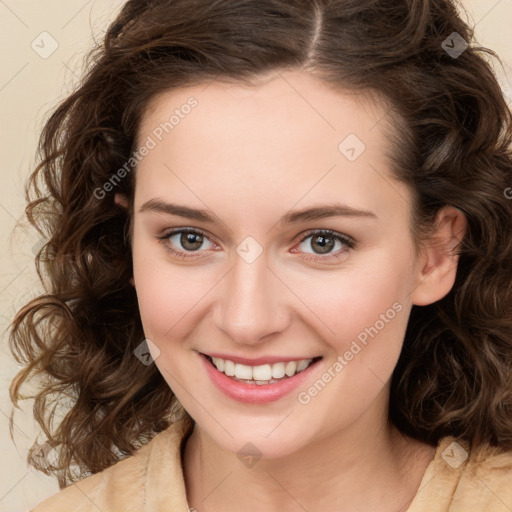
[9, 0, 512, 510]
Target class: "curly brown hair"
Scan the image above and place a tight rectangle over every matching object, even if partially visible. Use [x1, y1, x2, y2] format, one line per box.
[9, 0, 512, 489]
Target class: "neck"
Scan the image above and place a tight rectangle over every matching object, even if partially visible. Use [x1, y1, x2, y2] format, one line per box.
[183, 397, 435, 512]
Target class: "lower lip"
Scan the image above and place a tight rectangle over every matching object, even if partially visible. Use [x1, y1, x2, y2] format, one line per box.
[200, 354, 321, 404]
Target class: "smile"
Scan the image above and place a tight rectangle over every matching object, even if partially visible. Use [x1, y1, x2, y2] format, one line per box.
[206, 355, 317, 384]
[200, 353, 322, 403]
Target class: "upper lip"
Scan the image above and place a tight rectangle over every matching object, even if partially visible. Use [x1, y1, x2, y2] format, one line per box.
[201, 352, 321, 366]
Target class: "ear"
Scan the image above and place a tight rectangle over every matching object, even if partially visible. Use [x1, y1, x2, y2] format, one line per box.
[114, 193, 129, 209]
[114, 193, 135, 287]
[411, 206, 467, 306]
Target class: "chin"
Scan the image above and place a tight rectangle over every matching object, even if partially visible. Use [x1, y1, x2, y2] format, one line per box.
[188, 407, 325, 461]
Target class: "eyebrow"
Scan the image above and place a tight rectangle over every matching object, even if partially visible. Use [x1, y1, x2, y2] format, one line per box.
[139, 199, 377, 225]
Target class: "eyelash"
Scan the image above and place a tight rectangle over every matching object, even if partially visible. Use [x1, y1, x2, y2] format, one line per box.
[156, 228, 356, 262]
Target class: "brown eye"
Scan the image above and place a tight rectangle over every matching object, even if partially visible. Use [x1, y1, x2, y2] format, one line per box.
[297, 230, 353, 255]
[157, 228, 217, 260]
[179, 232, 204, 251]
[292, 229, 355, 262]
[309, 234, 336, 254]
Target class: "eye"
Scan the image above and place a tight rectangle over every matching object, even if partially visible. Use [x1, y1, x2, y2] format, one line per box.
[156, 227, 355, 262]
[156, 228, 218, 260]
[292, 229, 355, 262]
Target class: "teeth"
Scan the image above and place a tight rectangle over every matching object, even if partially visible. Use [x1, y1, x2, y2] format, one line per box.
[252, 364, 272, 380]
[209, 356, 315, 382]
[235, 363, 253, 380]
[285, 361, 297, 376]
[212, 357, 224, 372]
[224, 359, 235, 377]
[296, 359, 311, 372]
[272, 362, 285, 379]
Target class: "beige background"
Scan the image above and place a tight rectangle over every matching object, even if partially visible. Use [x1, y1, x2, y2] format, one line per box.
[0, 1, 511, 510]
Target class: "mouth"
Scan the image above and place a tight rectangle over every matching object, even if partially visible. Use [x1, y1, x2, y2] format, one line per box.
[200, 353, 322, 403]
[202, 353, 323, 385]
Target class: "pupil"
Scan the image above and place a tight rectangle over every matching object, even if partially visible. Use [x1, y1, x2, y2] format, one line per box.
[181, 232, 203, 251]
[312, 235, 334, 254]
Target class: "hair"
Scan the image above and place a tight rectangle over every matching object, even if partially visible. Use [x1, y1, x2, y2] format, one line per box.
[8, 0, 512, 489]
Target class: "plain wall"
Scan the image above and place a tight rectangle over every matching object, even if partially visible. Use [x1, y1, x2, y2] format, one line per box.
[0, 1, 511, 510]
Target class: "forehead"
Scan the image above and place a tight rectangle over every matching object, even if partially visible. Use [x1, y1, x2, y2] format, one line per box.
[138, 72, 390, 150]
[134, 71, 408, 227]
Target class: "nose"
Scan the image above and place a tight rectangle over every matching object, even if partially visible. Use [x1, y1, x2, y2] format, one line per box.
[213, 250, 291, 346]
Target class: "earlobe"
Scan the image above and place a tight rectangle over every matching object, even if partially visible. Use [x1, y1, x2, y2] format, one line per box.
[115, 193, 129, 209]
[411, 206, 467, 306]
[115, 193, 134, 287]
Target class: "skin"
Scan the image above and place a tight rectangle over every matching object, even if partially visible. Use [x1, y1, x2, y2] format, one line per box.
[116, 70, 467, 511]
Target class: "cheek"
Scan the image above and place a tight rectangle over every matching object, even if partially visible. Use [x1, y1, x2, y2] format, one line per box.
[292, 257, 412, 347]
[131, 237, 208, 343]
[292, 262, 411, 424]
[290, 253, 415, 403]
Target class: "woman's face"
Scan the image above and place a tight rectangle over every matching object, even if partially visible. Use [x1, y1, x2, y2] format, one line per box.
[130, 71, 425, 458]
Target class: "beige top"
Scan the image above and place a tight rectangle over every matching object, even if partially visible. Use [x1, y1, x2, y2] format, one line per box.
[32, 417, 512, 512]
